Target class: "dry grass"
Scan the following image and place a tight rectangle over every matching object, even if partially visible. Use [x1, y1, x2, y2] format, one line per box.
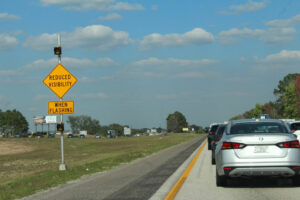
[0, 141, 35, 155]
[0, 133, 201, 200]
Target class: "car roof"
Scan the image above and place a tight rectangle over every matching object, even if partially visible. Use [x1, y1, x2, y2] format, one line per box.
[229, 119, 284, 124]
[289, 121, 300, 124]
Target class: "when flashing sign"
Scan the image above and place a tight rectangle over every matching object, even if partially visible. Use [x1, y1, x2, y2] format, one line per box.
[48, 101, 74, 115]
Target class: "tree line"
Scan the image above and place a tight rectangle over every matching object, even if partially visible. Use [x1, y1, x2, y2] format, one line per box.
[230, 73, 300, 120]
[0, 109, 28, 136]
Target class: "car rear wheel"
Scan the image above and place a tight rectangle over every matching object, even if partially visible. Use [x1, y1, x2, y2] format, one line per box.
[211, 150, 216, 165]
[293, 175, 300, 186]
[208, 139, 211, 150]
[216, 169, 227, 187]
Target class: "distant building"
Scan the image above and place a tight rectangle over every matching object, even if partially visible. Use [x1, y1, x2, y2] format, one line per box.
[151, 128, 157, 133]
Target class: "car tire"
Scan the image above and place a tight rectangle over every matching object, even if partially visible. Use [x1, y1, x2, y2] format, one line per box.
[211, 158, 216, 165]
[208, 139, 211, 150]
[211, 150, 216, 165]
[293, 175, 300, 186]
[216, 170, 227, 187]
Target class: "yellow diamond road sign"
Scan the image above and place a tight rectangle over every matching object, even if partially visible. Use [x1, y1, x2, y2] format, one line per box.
[43, 64, 77, 99]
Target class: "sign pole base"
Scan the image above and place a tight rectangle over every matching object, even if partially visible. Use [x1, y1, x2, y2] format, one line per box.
[59, 163, 67, 171]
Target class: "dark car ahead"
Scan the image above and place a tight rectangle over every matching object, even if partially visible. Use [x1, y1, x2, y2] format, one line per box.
[48, 133, 55, 138]
[211, 124, 226, 164]
[207, 123, 220, 150]
[13, 132, 28, 138]
[67, 134, 80, 138]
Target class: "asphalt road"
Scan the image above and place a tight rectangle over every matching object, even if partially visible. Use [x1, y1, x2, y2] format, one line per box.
[20, 136, 205, 200]
[169, 142, 300, 200]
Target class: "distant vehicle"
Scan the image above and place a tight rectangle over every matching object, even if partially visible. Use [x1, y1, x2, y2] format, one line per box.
[67, 134, 79, 138]
[215, 119, 300, 186]
[48, 133, 55, 138]
[107, 130, 116, 138]
[211, 124, 226, 165]
[207, 123, 220, 150]
[95, 134, 101, 139]
[288, 121, 300, 140]
[33, 132, 45, 138]
[134, 133, 141, 137]
[260, 114, 270, 119]
[13, 132, 28, 138]
[80, 130, 87, 137]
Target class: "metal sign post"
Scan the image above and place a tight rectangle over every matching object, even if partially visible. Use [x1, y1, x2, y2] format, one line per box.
[43, 34, 77, 171]
[57, 35, 66, 171]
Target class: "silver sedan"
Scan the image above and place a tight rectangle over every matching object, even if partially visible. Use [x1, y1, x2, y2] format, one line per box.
[215, 119, 300, 186]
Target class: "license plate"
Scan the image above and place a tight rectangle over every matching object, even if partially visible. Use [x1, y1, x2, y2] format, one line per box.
[254, 146, 268, 153]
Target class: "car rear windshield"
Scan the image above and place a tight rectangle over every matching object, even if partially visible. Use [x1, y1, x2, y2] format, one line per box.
[229, 122, 288, 134]
[216, 126, 226, 139]
[290, 123, 300, 131]
[210, 125, 219, 132]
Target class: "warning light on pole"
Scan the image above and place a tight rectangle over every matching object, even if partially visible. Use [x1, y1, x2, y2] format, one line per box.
[57, 123, 64, 132]
[54, 46, 62, 56]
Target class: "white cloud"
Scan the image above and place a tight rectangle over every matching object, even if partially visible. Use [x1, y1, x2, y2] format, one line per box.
[23, 33, 57, 51]
[0, 95, 7, 101]
[112, 57, 219, 80]
[151, 5, 158, 11]
[21, 57, 117, 71]
[172, 72, 206, 79]
[139, 28, 214, 50]
[24, 25, 132, 51]
[266, 14, 300, 27]
[0, 34, 18, 50]
[260, 50, 300, 63]
[79, 76, 113, 83]
[40, 0, 144, 11]
[0, 70, 23, 76]
[240, 57, 248, 63]
[34, 94, 55, 101]
[99, 13, 122, 20]
[252, 50, 300, 71]
[81, 92, 109, 99]
[218, 27, 295, 45]
[0, 13, 20, 20]
[132, 57, 218, 68]
[221, 0, 268, 14]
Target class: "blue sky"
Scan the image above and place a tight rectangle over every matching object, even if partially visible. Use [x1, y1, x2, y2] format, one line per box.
[0, 0, 300, 131]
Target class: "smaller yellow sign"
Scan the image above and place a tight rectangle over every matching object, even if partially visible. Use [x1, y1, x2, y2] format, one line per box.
[48, 101, 74, 115]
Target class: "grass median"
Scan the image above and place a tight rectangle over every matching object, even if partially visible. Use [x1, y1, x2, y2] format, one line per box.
[0, 133, 202, 200]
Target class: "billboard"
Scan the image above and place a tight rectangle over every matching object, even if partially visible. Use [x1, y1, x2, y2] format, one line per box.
[45, 116, 57, 124]
[33, 116, 45, 125]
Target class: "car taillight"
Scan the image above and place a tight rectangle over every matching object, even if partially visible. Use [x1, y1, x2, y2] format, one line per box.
[277, 140, 300, 148]
[292, 130, 296, 133]
[209, 131, 215, 135]
[221, 142, 246, 150]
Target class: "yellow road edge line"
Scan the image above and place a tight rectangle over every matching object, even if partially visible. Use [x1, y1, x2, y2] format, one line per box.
[164, 139, 207, 200]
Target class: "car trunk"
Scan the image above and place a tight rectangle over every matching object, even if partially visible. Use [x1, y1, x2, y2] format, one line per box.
[228, 134, 292, 159]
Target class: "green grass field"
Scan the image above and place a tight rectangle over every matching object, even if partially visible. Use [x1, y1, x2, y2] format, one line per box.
[0, 133, 201, 200]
